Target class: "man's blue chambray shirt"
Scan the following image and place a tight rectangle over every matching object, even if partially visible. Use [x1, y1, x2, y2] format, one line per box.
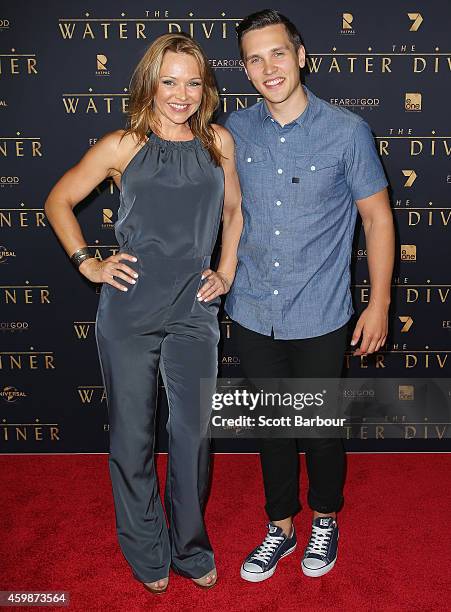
[224, 85, 388, 340]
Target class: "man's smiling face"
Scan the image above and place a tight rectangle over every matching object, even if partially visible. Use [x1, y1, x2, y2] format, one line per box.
[241, 23, 305, 105]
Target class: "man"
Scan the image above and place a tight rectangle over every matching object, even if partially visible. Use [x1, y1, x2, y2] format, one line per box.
[224, 10, 394, 581]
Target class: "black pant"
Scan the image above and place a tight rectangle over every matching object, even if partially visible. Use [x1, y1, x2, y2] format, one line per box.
[233, 320, 348, 521]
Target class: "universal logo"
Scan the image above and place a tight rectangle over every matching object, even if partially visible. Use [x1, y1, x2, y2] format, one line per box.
[0, 176, 19, 186]
[0, 321, 29, 333]
[102, 208, 115, 229]
[340, 13, 355, 35]
[0, 19, 10, 30]
[0, 99, 7, 108]
[405, 93, 422, 111]
[399, 385, 414, 400]
[96, 54, 110, 77]
[400, 244, 416, 261]
[399, 316, 414, 333]
[0, 385, 27, 403]
[0, 245, 16, 263]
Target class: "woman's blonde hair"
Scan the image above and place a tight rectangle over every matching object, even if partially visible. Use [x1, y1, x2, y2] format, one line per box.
[123, 32, 222, 165]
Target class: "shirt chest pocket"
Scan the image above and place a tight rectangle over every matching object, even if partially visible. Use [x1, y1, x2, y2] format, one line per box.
[237, 144, 270, 205]
[294, 154, 339, 214]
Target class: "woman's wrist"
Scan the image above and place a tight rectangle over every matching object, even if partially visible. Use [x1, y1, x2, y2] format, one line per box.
[216, 270, 234, 291]
[70, 246, 95, 269]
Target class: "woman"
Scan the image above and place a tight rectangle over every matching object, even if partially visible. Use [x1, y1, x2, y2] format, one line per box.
[44, 33, 243, 593]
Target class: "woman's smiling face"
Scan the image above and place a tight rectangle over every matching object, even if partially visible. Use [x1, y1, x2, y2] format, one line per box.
[153, 50, 204, 130]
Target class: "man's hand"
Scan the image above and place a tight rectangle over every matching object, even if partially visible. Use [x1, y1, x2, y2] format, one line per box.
[350, 303, 388, 356]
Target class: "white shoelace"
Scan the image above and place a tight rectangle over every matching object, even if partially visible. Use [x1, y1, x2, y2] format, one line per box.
[251, 533, 285, 564]
[305, 525, 333, 557]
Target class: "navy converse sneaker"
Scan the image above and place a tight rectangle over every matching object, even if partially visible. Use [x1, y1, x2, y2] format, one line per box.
[240, 523, 297, 582]
[301, 516, 339, 577]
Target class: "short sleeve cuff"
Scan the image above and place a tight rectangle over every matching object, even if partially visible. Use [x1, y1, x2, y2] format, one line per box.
[352, 176, 388, 201]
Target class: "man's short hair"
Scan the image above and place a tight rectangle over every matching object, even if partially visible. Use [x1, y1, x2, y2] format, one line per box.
[236, 9, 304, 59]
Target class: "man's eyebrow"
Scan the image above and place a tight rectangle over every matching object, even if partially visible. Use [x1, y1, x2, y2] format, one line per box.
[245, 46, 290, 61]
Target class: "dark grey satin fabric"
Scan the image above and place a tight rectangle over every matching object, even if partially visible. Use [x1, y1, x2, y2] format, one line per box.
[95, 132, 224, 582]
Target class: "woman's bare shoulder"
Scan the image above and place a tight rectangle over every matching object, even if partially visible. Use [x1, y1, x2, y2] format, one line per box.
[99, 129, 142, 153]
[97, 129, 146, 173]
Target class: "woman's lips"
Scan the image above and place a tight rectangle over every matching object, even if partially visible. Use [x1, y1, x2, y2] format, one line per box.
[168, 102, 190, 112]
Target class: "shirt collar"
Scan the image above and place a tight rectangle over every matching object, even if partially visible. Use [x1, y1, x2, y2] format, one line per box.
[259, 84, 317, 134]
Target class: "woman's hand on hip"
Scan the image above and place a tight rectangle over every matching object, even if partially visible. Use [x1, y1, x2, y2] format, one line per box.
[79, 253, 139, 291]
[197, 269, 232, 302]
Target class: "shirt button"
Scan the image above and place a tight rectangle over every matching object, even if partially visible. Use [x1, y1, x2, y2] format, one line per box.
[274, 261, 280, 267]
[277, 168, 283, 174]
[311, 165, 316, 171]
[280, 137, 286, 143]
[273, 290, 279, 295]
[247, 157, 252, 162]
[275, 230, 280, 235]
[276, 200, 282, 206]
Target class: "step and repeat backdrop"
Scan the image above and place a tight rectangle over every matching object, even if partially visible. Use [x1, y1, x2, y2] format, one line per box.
[1, 1, 450, 453]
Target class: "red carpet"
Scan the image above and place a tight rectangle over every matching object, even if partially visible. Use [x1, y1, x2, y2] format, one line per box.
[1, 453, 450, 611]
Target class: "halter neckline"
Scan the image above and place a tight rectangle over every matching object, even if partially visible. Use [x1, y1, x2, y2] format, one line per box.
[146, 131, 199, 148]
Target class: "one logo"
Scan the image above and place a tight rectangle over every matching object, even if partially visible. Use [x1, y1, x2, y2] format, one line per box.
[400, 244, 416, 261]
[402, 170, 417, 187]
[319, 518, 330, 526]
[399, 385, 414, 400]
[405, 93, 422, 112]
[399, 316, 414, 332]
[407, 13, 423, 31]
[269, 524, 278, 533]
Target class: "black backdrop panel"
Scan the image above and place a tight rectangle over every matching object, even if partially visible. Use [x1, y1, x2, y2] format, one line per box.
[1, 1, 450, 452]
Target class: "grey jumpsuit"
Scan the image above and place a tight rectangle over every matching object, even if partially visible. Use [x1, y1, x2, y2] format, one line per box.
[95, 131, 224, 583]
